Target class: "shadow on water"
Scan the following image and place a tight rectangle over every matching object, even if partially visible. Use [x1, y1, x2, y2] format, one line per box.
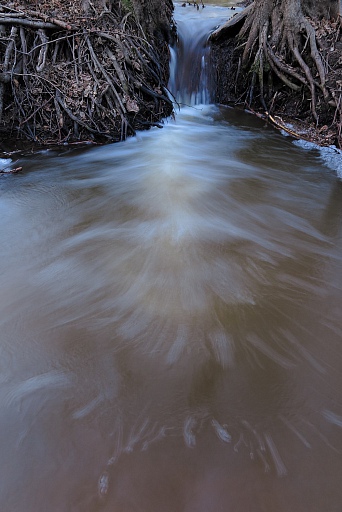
[1, 3, 342, 512]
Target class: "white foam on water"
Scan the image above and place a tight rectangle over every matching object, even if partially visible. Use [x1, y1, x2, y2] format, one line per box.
[183, 416, 197, 448]
[5, 370, 71, 405]
[293, 139, 342, 178]
[322, 410, 342, 428]
[0, 158, 12, 171]
[211, 418, 231, 443]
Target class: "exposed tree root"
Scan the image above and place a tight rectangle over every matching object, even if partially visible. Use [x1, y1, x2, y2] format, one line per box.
[210, 1, 342, 148]
[0, 1, 174, 144]
[239, 1, 329, 121]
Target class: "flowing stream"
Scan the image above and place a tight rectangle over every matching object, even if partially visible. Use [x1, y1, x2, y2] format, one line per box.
[1, 3, 342, 511]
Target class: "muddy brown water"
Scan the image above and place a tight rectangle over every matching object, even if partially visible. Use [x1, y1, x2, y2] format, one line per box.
[1, 3, 342, 512]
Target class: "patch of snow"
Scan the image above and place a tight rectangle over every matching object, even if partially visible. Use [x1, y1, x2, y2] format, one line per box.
[293, 140, 342, 178]
[0, 158, 12, 171]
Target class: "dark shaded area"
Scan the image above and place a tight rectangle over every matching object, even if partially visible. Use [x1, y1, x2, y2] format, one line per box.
[0, 0, 174, 145]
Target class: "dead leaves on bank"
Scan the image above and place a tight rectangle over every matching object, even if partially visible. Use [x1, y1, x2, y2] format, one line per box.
[0, 1, 173, 144]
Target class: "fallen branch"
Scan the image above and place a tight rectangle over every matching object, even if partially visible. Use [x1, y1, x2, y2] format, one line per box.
[0, 166, 23, 174]
[210, 4, 253, 41]
[25, 10, 73, 30]
[0, 16, 57, 30]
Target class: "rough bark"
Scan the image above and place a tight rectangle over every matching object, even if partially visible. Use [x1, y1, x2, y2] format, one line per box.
[211, 0, 342, 147]
[130, 0, 174, 42]
[303, 0, 340, 19]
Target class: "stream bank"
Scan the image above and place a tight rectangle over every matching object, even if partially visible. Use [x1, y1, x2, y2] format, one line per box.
[1, 0, 341, 153]
[210, 0, 342, 149]
[0, 0, 174, 145]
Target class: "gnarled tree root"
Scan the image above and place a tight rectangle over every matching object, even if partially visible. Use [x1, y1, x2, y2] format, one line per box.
[0, 6, 173, 144]
[240, 2, 329, 121]
[210, 1, 342, 148]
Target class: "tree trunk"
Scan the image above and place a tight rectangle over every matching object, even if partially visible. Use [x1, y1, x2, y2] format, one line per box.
[303, 0, 340, 19]
[131, 0, 174, 42]
[211, 0, 342, 147]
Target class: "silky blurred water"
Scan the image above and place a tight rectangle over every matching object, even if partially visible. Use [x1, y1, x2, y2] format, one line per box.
[0, 4, 342, 512]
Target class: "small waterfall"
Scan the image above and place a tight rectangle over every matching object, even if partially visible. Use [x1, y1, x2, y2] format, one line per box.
[169, 20, 211, 106]
[168, 4, 233, 106]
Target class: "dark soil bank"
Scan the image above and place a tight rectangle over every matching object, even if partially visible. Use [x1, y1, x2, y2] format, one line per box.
[211, 1, 342, 148]
[0, 0, 174, 145]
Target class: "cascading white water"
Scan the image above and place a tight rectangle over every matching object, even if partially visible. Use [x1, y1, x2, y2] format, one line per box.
[168, 4, 233, 106]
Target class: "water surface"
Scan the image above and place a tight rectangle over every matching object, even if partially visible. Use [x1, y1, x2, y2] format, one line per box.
[1, 4, 342, 512]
